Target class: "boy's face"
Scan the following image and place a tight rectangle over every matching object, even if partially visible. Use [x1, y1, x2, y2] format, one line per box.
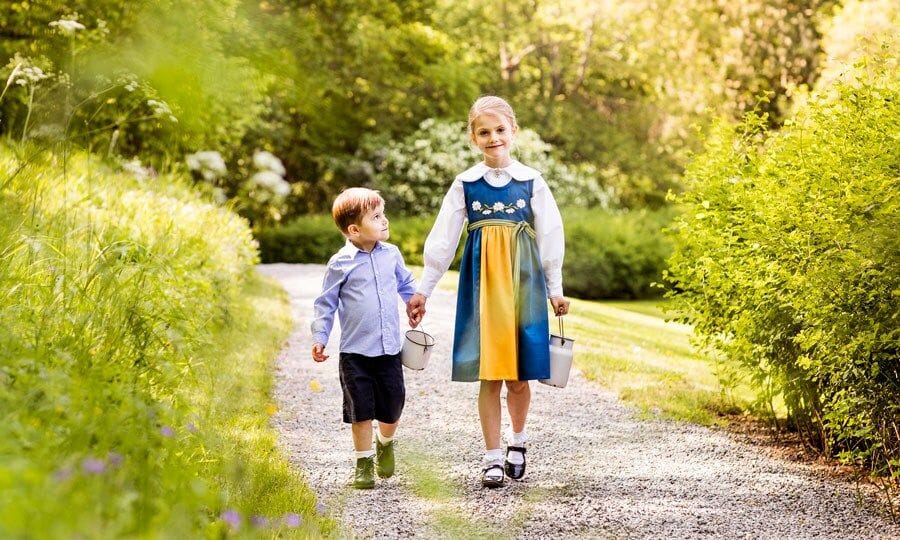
[348, 203, 389, 250]
[470, 112, 516, 167]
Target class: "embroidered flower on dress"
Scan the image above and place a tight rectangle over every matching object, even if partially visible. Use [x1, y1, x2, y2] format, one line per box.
[470, 198, 528, 216]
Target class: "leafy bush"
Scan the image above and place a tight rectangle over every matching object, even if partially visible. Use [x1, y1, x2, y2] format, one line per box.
[665, 58, 899, 476]
[562, 208, 673, 300]
[0, 146, 327, 537]
[258, 209, 669, 300]
[256, 214, 467, 269]
[351, 118, 614, 215]
[255, 214, 345, 264]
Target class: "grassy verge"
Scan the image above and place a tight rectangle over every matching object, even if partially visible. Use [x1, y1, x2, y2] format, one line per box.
[188, 271, 335, 537]
[0, 146, 333, 537]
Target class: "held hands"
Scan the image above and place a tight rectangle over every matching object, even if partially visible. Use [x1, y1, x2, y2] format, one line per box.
[550, 296, 571, 317]
[406, 293, 427, 328]
[311, 343, 329, 362]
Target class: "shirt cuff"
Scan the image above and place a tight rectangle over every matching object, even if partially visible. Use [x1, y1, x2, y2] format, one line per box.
[416, 266, 443, 298]
[312, 332, 329, 346]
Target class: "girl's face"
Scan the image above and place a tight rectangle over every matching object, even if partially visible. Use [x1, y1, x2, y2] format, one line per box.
[470, 112, 516, 168]
[348, 203, 389, 252]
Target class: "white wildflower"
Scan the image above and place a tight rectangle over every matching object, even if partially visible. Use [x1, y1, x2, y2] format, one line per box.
[472, 201, 482, 211]
[252, 150, 286, 176]
[147, 99, 173, 117]
[212, 187, 228, 204]
[121, 158, 149, 181]
[15, 66, 49, 86]
[252, 171, 290, 197]
[49, 19, 86, 34]
[516, 199, 526, 208]
[186, 150, 227, 181]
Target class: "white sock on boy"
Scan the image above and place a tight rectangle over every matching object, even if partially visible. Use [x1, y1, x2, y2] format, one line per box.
[376, 430, 393, 445]
[355, 449, 375, 460]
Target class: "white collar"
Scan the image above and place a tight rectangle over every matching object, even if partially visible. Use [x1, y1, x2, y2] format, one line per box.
[456, 160, 541, 182]
[337, 239, 382, 257]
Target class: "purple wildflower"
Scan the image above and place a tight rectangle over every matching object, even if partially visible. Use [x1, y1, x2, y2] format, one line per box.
[81, 458, 107, 474]
[53, 466, 74, 482]
[250, 515, 269, 528]
[282, 513, 303, 527]
[315, 501, 326, 515]
[221, 509, 241, 529]
[186, 421, 198, 434]
[159, 426, 175, 437]
[107, 452, 124, 467]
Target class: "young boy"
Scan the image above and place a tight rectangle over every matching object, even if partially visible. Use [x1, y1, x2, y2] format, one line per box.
[311, 187, 422, 489]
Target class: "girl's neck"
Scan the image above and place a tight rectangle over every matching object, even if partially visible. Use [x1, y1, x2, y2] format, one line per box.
[483, 156, 512, 169]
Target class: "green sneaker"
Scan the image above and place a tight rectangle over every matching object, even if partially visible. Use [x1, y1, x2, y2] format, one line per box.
[375, 438, 395, 478]
[352, 456, 375, 489]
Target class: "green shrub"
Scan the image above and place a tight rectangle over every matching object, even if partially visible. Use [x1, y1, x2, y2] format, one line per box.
[665, 58, 899, 476]
[562, 207, 673, 300]
[256, 214, 468, 269]
[255, 214, 345, 264]
[259, 209, 670, 300]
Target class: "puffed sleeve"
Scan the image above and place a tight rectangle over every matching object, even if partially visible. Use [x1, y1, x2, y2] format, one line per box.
[532, 176, 565, 298]
[417, 179, 466, 297]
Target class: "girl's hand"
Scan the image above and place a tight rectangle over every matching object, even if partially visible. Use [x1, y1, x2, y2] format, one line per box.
[312, 343, 329, 362]
[550, 296, 570, 317]
[407, 293, 427, 327]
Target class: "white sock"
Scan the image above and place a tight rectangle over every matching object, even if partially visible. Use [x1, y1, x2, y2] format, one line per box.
[376, 430, 393, 444]
[508, 429, 528, 446]
[483, 448, 504, 466]
[355, 449, 375, 460]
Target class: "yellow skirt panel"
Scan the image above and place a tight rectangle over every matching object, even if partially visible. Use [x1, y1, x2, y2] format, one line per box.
[478, 226, 518, 380]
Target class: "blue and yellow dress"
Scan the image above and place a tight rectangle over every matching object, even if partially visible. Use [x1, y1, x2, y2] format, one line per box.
[449, 173, 552, 382]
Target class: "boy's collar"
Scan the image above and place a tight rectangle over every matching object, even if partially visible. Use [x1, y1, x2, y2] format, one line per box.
[456, 160, 541, 182]
[339, 239, 384, 256]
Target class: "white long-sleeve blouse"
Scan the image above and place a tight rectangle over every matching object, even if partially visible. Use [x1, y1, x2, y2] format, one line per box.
[416, 160, 565, 299]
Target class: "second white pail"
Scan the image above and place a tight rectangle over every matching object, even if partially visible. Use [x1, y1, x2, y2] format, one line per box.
[401, 329, 435, 370]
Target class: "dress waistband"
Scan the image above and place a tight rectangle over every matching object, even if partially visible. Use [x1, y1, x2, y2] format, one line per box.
[466, 219, 537, 310]
[467, 219, 536, 239]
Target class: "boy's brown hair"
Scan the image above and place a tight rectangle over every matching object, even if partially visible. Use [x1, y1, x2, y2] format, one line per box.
[332, 187, 385, 233]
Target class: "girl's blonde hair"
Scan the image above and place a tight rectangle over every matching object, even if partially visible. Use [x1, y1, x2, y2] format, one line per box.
[332, 187, 384, 233]
[467, 96, 518, 135]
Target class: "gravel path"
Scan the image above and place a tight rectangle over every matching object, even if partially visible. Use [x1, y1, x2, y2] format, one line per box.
[258, 263, 898, 539]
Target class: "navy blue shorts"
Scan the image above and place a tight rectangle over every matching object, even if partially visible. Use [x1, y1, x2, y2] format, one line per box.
[338, 352, 405, 424]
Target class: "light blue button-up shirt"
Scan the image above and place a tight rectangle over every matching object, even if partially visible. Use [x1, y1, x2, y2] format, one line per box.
[311, 240, 416, 356]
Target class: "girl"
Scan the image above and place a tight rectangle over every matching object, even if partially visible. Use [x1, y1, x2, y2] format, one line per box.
[407, 96, 570, 487]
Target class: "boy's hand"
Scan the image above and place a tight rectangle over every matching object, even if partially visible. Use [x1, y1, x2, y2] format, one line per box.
[550, 296, 571, 317]
[311, 343, 329, 362]
[407, 293, 427, 328]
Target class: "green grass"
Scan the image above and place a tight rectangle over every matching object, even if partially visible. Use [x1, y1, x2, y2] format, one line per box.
[571, 298, 755, 425]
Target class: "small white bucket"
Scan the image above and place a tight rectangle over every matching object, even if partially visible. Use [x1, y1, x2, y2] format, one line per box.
[540, 318, 574, 388]
[401, 329, 434, 370]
